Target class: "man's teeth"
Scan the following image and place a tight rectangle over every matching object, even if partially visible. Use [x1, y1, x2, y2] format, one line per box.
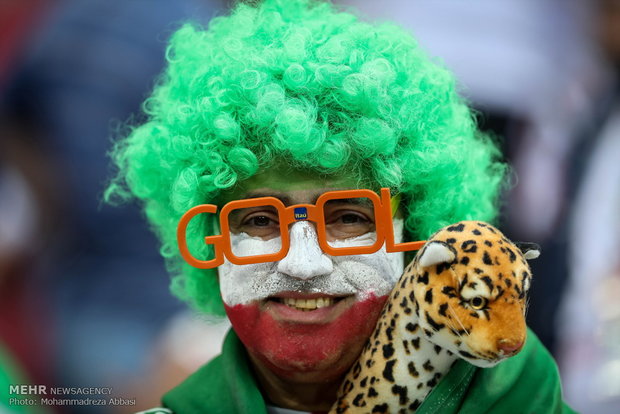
[280, 297, 335, 311]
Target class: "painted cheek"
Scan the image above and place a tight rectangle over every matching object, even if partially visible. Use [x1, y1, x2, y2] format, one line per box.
[218, 233, 282, 306]
[225, 295, 388, 379]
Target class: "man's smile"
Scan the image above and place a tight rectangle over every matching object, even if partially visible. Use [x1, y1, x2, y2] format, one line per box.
[263, 293, 355, 324]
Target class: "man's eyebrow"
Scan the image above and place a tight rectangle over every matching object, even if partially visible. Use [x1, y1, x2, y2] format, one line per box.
[324, 197, 374, 208]
[235, 192, 374, 207]
[242, 191, 292, 206]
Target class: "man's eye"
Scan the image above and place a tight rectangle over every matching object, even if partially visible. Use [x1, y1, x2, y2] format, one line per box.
[251, 216, 271, 227]
[232, 210, 280, 240]
[244, 215, 277, 227]
[339, 213, 368, 224]
[325, 209, 375, 241]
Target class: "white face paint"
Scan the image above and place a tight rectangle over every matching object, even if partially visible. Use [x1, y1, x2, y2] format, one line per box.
[218, 218, 405, 306]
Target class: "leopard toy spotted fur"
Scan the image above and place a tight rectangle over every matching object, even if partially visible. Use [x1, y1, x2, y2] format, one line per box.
[329, 220, 540, 414]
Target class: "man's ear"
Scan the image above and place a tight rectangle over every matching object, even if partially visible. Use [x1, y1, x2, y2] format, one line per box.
[418, 241, 456, 268]
[514, 242, 541, 260]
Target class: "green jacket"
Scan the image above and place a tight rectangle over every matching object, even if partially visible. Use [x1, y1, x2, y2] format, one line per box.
[162, 329, 575, 413]
[1, 343, 48, 414]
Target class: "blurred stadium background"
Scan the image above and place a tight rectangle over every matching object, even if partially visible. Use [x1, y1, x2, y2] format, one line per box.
[1, 1, 619, 413]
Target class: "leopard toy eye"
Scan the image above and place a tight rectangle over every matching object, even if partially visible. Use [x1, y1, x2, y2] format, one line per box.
[470, 296, 488, 310]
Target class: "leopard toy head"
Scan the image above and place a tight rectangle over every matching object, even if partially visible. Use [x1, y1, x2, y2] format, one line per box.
[329, 221, 540, 414]
[410, 220, 539, 368]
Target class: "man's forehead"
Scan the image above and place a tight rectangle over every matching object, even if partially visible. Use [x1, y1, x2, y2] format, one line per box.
[221, 165, 361, 204]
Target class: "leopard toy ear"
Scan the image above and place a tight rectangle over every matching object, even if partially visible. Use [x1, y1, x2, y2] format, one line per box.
[418, 241, 456, 268]
[514, 242, 541, 260]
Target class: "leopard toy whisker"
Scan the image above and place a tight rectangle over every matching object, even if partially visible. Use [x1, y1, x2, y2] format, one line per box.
[524, 294, 532, 319]
[447, 303, 469, 337]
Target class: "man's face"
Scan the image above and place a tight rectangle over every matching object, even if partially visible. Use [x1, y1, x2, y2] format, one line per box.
[218, 165, 404, 382]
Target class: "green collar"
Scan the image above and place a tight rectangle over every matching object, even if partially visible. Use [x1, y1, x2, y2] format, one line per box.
[163, 330, 267, 414]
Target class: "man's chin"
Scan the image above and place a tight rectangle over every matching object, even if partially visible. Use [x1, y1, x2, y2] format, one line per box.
[224, 293, 388, 381]
[248, 345, 357, 383]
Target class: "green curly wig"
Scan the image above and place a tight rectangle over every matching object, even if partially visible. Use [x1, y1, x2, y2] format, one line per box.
[106, 0, 506, 316]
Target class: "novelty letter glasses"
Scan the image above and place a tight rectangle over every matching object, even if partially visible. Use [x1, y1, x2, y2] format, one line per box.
[177, 188, 426, 269]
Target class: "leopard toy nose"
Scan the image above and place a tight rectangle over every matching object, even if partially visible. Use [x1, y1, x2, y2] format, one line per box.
[497, 339, 524, 355]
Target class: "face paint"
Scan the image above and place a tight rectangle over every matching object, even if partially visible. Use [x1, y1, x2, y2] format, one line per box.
[219, 218, 404, 305]
[219, 216, 404, 380]
[226, 293, 387, 381]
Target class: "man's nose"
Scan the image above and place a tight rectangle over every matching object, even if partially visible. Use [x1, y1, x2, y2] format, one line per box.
[276, 221, 333, 280]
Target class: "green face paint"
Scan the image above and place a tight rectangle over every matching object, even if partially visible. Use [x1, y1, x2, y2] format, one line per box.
[220, 164, 361, 205]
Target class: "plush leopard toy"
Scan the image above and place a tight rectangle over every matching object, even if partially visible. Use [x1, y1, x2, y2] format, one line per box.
[330, 221, 540, 414]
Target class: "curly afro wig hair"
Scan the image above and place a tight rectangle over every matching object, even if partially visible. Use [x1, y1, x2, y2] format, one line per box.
[106, 0, 506, 316]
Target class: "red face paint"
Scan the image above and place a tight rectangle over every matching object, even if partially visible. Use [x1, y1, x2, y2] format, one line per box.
[225, 294, 387, 382]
